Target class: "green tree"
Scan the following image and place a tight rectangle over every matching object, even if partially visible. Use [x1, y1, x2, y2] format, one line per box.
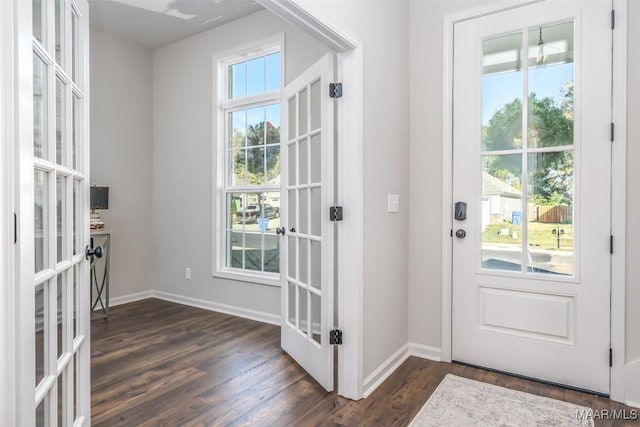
[232, 120, 281, 185]
[483, 84, 574, 206]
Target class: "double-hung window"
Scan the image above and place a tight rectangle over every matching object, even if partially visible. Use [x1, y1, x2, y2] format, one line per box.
[216, 41, 282, 285]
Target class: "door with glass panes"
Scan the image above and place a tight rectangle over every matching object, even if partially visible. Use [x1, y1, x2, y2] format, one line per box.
[452, 0, 611, 393]
[280, 54, 336, 392]
[17, 0, 92, 425]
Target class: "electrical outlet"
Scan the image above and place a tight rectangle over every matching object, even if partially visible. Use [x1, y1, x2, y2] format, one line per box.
[185, 267, 191, 280]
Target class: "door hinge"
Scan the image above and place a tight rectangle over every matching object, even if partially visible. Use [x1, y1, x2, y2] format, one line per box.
[610, 235, 614, 254]
[609, 348, 613, 367]
[14, 213, 17, 244]
[330, 329, 343, 345]
[611, 10, 615, 30]
[329, 206, 343, 221]
[611, 122, 615, 142]
[329, 82, 343, 99]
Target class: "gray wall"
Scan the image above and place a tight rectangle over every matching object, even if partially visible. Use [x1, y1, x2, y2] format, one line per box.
[152, 11, 331, 317]
[90, 28, 155, 299]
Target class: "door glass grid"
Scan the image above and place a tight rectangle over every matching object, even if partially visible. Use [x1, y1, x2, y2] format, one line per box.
[480, 21, 575, 276]
[286, 84, 323, 346]
[32, 1, 87, 424]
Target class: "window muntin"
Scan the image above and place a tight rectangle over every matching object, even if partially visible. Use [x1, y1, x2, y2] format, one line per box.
[219, 47, 282, 280]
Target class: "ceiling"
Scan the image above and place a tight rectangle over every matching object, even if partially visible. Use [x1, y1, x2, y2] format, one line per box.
[88, 0, 265, 49]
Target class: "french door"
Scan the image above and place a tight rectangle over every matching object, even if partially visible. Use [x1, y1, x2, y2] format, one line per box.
[280, 54, 336, 391]
[452, 0, 611, 393]
[16, 0, 92, 425]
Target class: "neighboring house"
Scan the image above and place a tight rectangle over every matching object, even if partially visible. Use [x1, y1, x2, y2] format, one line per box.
[481, 171, 522, 225]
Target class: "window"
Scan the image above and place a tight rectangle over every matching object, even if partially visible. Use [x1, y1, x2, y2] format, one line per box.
[215, 41, 283, 285]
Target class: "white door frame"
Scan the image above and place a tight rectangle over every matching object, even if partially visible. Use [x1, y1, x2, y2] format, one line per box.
[1, 1, 17, 424]
[441, 0, 628, 402]
[257, 0, 364, 399]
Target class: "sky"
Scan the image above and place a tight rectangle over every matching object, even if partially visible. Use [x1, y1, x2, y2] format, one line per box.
[482, 62, 574, 125]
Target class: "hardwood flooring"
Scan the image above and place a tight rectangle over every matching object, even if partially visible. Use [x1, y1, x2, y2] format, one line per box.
[91, 299, 638, 426]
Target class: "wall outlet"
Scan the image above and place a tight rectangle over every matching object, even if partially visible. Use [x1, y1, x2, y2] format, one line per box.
[185, 267, 191, 280]
[387, 194, 400, 213]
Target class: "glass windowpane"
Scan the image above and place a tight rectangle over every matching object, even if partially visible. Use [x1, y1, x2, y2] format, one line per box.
[287, 282, 296, 325]
[265, 104, 280, 146]
[310, 240, 321, 291]
[72, 12, 79, 82]
[246, 107, 265, 146]
[56, 77, 65, 165]
[527, 22, 574, 148]
[288, 144, 297, 186]
[56, 175, 65, 263]
[310, 80, 321, 130]
[36, 398, 45, 427]
[299, 139, 308, 185]
[35, 170, 48, 272]
[299, 88, 308, 136]
[246, 147, 265, 184]
[311, 188, 321, 237]
[57, 274, 64, 359]
[299, 189, 308, 235]
[246, 56, 266, 96]
[55, 0, 63, 64]
[231, 110, 246, 149]
[527, 151, 574, 275]
[265, 52, 281, 92]
[288, 236, 296, 279]
[230, 62, 246, 99]
[299, 238, 308, 285]
[481, 155, 523, 271]
[34, 54, 48, 159]
[310, 134, 321, 183]
[298, 286, 308, 336]
[482, 32, 523, 151]
[35, 283, 45, 386]
[288, 97, 297, 139]
[311, 292, 321, 345]
[72, 95, 79, 170]
[33, 0, 46, 44]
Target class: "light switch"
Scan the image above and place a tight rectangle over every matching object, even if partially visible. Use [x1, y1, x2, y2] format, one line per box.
[185, 267, 192, 280]
[387, 194, 400, 213]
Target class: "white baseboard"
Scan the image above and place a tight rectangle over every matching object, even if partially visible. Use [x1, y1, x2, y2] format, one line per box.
[109, 291, 155, 307]
[624, 358, 640, 409]
[362, 344, 409, 398]
[152, 290, 280, 326]
[408, 342, 442, 362]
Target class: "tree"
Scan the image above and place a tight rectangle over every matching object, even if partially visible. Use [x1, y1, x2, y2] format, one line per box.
[232, 121, 281, 185]
[482, 83, 574, 206]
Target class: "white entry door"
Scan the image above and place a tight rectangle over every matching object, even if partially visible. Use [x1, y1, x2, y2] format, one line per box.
[280, 54, 336, 392]
[452, 0, 611, 393]
[16, 0, 92, 424]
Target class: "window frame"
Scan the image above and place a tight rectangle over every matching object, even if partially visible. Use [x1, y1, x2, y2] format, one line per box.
[213, 35, 284, 287]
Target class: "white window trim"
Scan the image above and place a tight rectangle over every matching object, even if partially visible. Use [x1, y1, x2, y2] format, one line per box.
[212, 34, 285, 287]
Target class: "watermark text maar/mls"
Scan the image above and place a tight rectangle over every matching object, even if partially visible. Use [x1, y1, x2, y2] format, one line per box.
[576, 408, 638, 421]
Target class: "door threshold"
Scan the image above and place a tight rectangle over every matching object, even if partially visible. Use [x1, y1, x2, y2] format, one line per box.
[452, 360, 610, 399]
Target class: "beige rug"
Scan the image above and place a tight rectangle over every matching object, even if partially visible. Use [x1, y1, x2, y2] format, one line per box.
[409, 374, 594, 426]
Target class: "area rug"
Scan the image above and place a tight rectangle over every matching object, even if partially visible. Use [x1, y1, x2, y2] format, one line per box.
[409, 374, 594, 426]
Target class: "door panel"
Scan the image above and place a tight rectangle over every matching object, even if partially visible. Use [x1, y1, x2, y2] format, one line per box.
[452, 0, 611, 393]
[18, 0, 91, 424]
[281, 54, 335, 392]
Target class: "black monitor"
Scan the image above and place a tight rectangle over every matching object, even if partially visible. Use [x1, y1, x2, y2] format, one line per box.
[90, 186, 109, 210]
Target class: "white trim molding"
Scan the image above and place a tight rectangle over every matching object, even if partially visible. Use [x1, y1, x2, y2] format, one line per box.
[108, 291, 155, 308]
[408, 343, 442, 362]
[624, 358, 640, 409]
[153, 291, 281, 326]
[257, 0, 364, 400]
[442, 0, 628, 403]
[610, 0, 628, 405]
[363, 344, 409, 398]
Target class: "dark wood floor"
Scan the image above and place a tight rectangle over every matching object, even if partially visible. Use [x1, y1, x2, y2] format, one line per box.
[91, 299, 638, 426]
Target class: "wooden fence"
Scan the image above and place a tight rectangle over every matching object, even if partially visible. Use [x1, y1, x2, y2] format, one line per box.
[527, 204, 573, 224]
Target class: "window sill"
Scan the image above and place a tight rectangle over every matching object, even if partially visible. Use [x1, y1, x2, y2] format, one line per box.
[213, 268, 281, 287]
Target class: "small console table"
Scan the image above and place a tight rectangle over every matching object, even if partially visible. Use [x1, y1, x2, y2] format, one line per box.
[90, 230, 111, 319]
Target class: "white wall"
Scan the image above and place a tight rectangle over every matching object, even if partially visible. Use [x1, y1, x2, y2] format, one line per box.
[90, 28, 155, 300]
[152, 11, 330, 318]
[408, 0, 640, 405]
[295, 0, 411, 381]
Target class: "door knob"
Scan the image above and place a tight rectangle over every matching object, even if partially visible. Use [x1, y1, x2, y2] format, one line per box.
[85, 245, 103, 260]
[276, 227, 286, 236]
[455, 229, 466, 239]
